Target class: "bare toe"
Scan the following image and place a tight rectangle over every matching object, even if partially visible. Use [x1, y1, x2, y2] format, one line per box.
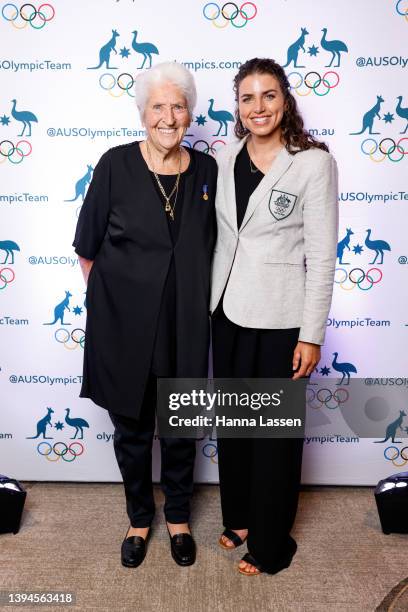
[238, 560, 261, 575]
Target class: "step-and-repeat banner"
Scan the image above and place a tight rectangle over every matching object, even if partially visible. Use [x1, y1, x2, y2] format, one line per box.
[1, 0, 407, 484]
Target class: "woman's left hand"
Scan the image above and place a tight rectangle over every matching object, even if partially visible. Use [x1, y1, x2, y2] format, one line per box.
[292, 341, 321, 380]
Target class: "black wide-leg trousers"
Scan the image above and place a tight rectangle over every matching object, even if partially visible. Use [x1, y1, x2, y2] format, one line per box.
[108, 374, 196, 528]
[212, 306, 304, 574]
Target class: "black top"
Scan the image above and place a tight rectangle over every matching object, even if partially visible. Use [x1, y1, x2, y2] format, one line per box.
[148, 152, 196, 244]
[234, 143, 264, 229]
[148, 153, 196, 376]
[72, 141, 217, 419]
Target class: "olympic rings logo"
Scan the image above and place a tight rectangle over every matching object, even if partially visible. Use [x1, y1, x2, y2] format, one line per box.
[395, 0, 408, 21]
[37, 441, 84, 462]
[334, 267, 383, 291]
[98, 73, 135, 98]
[1, 3, 55, 29]
[202, 2, 257, 28]
[202, 442, 218, 463]
[306, 386, 349, 410]
[54, 328, 85, 350]
[182, 138, 226, 156]
[287, 71, 340, 97]
[0, 139, 32, 164]
[360, 137, 408, 163]
[0, 267, 15, 290]
[384, 445, 408, 467]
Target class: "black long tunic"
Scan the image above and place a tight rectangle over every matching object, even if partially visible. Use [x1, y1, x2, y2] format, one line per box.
[72, 141, 217, 419]
[149, 155, 195, 377]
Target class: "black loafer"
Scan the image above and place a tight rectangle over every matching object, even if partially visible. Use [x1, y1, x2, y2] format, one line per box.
[121, 526, 150, 568]
[168, 531, 196, 566]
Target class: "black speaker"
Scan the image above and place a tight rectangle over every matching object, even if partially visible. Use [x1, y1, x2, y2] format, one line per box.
[0, 474, 27, 535]
[375, 471, 408, 534]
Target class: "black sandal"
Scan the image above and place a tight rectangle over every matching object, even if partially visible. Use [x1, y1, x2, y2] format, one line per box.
[218, 528, 246, 550]
[238, 553, 263, 575]
[239, 538, 298, 575]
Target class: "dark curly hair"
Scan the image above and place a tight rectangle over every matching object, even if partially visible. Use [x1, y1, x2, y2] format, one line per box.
[233, 58, 329, 154]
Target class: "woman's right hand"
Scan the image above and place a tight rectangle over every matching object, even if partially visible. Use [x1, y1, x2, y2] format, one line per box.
[292, 341, 320, 380]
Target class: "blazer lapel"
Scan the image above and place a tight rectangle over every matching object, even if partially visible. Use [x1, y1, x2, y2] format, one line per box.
[239, 146, 294, 232]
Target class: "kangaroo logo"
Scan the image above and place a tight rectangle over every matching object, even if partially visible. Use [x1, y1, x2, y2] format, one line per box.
[268, 190, 298, 221]
[283, 27, 309, 68]
[26, 407, 54, 439]
[337, 229, 354, 264]
[65, 165, 93, 202]
[320, 28, 348, 67]
[350, 96, 384, 135]
[0, 240, 20, 264]
[10, 99, 38, 137]
[88, 29, 120, 69]
[43, 291, 72, 325]
[26, 406, 90, 458]
[374, 410, 407, 444]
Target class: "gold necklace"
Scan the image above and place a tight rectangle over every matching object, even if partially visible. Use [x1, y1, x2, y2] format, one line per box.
[146, 140, 181, 221]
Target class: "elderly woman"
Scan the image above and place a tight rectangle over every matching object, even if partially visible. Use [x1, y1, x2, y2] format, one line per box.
[72, 62, 217, 568]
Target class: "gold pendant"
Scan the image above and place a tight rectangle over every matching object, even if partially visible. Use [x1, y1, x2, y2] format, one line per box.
[165, 203, 171, 212]
[203, 194, 209, 201]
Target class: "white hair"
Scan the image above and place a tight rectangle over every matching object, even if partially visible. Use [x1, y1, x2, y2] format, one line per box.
[134, 61, 197, 118]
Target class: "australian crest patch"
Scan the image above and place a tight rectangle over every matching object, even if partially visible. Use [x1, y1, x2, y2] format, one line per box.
[268, 190, 298, 220]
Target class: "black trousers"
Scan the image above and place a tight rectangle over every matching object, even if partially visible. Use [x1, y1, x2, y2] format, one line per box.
[108, 373, 196, 527]
[211, 306, 304, 574]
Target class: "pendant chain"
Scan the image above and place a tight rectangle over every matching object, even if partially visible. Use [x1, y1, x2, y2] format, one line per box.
[146, 140, 181, 221]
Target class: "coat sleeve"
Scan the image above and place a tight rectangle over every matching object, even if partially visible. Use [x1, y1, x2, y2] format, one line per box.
[72, 150, 111, 260]
[298, 152, 339, 346]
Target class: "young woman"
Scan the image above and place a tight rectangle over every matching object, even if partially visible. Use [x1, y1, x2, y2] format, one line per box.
[210, 58, 338, 575]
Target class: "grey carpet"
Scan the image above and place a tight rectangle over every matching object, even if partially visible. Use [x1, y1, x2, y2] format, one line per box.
[1, 484, 407, 611]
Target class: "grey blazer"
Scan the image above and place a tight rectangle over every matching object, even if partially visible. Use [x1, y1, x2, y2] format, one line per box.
[210, 136, 339, 345]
